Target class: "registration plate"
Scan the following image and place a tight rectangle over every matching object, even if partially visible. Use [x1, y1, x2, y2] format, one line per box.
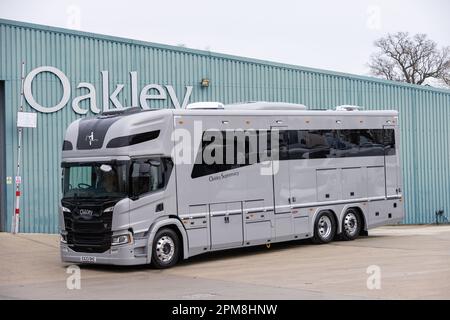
[80, 256, 96, 263]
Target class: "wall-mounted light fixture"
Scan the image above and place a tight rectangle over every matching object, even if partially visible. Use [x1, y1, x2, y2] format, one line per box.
[201, 78, 210, 87]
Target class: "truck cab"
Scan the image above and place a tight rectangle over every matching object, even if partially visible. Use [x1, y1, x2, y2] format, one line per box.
[60, 107, 185, 268]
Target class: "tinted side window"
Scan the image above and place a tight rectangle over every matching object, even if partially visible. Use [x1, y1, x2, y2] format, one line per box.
[277, 130, 290, 161]
[288, 129, 394, 158]
[190, 128, 397, 178]
[131, 157, 173, 196]
[358, 129, 384, 156]
[336, 130, 360, 157]
[384, 129, 396, 156]
[308, 130, 333, 159]
[288, 130, 307, 159]
[191, 131, 228, 179]
[192, 131, 220, 178]
[225, 130, 248, 169]
[191, 130, 269, 178]
[288, 130, 335, 159]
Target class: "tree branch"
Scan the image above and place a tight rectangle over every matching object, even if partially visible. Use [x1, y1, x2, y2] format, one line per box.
[369, 32, 450, 87]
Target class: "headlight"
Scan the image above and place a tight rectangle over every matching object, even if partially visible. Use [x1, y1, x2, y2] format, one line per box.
[103, 206, 114, 213]
[60, 231, 68, 243]
[112, 232, 133, 246]
[62, 206, 71, 213]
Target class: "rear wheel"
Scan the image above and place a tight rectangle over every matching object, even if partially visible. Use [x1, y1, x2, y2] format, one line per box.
[340, 209, 362, 241]
[312, 211, 336, 244]
[151, 228, 180, 269]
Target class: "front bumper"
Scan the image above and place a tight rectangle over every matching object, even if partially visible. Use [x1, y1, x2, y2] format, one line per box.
[60, 237, 149, 266]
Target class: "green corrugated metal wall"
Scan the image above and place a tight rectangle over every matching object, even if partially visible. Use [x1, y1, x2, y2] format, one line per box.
[1, 19, 449, 233]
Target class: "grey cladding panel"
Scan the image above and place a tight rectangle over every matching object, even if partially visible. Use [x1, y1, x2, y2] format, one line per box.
[294, 216, 309, 235]
[367, 166, 385, 197]
[316, 169, 339, 201]
[341, 167, 366, 199]
[245, 221, 271, 243]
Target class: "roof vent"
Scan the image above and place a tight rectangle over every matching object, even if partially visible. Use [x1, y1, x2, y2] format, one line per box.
[335, 105, 362, 111]
[225, 102, 307, 111]
[186, 102, 225, 110]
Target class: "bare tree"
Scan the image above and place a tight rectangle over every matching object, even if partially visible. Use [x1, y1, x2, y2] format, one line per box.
[369, 32, 450, 87]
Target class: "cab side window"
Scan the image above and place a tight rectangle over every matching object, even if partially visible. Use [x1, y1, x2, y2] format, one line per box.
[131, 157, 173, 197]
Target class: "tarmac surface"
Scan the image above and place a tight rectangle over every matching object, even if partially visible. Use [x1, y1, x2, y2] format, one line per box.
[0, 225, 449, 299]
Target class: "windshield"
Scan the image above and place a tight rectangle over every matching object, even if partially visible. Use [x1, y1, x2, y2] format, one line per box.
[62, 162, 128, 199]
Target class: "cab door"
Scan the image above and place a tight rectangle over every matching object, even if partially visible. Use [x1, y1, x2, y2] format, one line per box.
[128, 157, 177, 232]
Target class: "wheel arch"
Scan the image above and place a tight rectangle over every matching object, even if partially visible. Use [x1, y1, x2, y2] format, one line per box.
[337, 205, 368, 235]
[146, 217, 189, 264]
[310, 207, 339, 236]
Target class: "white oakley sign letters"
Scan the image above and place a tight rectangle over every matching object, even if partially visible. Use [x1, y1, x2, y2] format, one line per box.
[24, 66, 193, 114]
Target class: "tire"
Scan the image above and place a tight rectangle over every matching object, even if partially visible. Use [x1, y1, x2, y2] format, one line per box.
[151, 228, 180, 269]
[340, 208, 362, 241]
[312, 211, 336, 244]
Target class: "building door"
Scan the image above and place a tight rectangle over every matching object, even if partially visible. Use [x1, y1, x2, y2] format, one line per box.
[0, 81, 6, 231]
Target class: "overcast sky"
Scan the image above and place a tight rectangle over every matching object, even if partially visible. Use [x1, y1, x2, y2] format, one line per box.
[1, 0, 449, 76]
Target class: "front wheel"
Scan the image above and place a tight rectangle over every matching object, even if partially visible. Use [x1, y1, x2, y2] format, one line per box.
[151, 228, 180, 269]
[312, 211, 336, 244]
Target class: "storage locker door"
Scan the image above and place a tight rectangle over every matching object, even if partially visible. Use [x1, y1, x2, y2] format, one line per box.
[209, 202, 243, 249]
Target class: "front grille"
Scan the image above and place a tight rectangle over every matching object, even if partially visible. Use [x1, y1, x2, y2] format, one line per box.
[62, 199, 117, 253]
[66, 231, 111, 253]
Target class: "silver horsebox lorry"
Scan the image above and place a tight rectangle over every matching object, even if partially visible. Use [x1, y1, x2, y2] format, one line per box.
[60, 102, 404, 268]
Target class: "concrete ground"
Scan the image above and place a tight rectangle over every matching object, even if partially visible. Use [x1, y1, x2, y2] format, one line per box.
[0, 225, 449, 300]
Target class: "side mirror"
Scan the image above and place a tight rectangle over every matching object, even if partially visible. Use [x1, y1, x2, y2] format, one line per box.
[148, 159, 161, 167]
[100, 164, 113, 172]
[139, 163, 151, 174]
